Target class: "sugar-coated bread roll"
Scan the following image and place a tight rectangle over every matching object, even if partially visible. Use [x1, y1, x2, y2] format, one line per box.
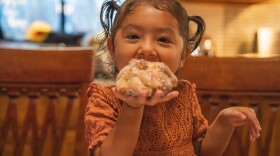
[116, 59, 178, 97]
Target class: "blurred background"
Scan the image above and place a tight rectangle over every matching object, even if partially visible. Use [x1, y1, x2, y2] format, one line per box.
[181, 0, 280, 57]
[0, 0, 124, 45]
[1, 0, 280, 57]
[0, 0, 125, 78]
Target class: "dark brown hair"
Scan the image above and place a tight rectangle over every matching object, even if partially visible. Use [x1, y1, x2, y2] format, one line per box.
[99, 0, 205, 56]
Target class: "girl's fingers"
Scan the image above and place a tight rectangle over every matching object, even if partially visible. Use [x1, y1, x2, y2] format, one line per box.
[248, 108, 261, 130]
[250, 125, 259, 142]
[137, 92, 149, 105]
[146, 90, 163, 106]
[250, 124, 258, 140]
[160, 91, 179, 102]
[113, 87, 179, 107]
[112, 87, 126, 101]
[241, 108, 261, 142]
[146, 90, 179, 105]
[247, 110, 261, 136]
[226, 107, 261, 142]
[112, 87, 147, 107]
[250, 133, 254, 142]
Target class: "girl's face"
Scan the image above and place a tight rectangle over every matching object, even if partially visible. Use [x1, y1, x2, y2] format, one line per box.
[108, 4, 186, 73]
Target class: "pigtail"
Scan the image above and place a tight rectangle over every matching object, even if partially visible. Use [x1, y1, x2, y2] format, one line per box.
[188, 16, 206, 53]
[99, 0, 120, 51]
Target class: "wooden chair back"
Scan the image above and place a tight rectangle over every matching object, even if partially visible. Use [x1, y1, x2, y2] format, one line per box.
[182, 56, 280, 156]
[0, 47, 95, 156]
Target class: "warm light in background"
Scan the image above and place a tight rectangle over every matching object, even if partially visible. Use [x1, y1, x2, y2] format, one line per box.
[257, 27, 273, 55]
[204, 39, 212, 50]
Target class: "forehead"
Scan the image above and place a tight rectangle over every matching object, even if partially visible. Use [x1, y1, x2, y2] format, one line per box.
[119, 4, 181, 34]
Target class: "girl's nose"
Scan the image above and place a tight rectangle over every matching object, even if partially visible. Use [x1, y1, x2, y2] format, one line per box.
[136, 40, 157, 61]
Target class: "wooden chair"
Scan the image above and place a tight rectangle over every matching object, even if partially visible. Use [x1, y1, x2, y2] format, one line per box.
[182, 56, 280, 156]
[0, 47, 95, 156]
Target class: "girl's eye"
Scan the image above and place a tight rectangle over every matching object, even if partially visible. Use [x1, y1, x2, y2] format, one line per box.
[158, 38, 170, 43]
[127, 34, 139, 40]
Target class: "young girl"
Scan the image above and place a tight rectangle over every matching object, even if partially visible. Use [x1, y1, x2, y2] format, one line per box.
[84, 0, 261, 155]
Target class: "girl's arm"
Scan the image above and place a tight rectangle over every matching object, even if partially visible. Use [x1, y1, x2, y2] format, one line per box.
[94, 103, 144, 156]
[200, 107, 261, 156]
[94, 89, 179, 156]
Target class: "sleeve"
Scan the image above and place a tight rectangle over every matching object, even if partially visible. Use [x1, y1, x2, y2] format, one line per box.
[84, 83, 120, 152]
[190, 83, 209, 143]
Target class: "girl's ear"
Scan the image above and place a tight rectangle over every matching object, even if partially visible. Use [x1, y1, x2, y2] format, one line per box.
[180, 56, 187, 68]
[180, 50, 188, 68]
[107, 37, 115, 59]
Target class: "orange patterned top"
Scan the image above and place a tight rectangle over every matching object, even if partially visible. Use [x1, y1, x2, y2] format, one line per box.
[84, 80, 209, 156]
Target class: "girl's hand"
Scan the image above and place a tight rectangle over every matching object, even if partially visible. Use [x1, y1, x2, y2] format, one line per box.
[219, 107, 261, 142]
[112, 87, 179, 108]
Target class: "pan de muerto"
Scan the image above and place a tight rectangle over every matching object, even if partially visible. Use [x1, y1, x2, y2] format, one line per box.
[116, 59, 178, 97]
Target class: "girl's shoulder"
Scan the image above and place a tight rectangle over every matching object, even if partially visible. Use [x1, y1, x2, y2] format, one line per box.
[86, 81, 115, 100]
[177, 79, 197, 93]
[86, 81, 122, 110]
[174, 80, 198, 107]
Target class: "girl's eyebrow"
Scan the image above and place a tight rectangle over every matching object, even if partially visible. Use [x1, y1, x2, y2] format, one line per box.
[123, 24, 176, 35]
[156, 28, 176, 36]
[122, 24, 142, 31]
